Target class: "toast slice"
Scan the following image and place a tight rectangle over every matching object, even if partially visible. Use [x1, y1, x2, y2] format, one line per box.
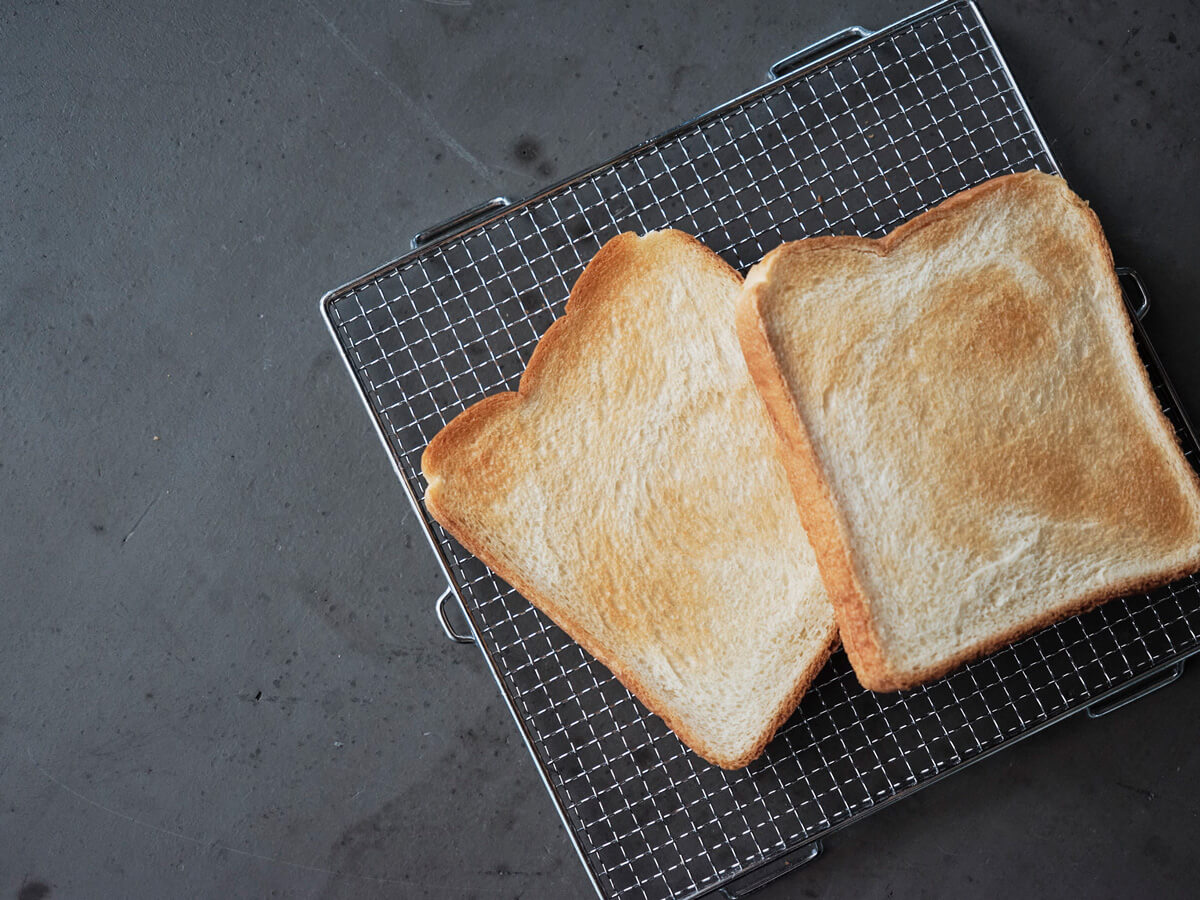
[422, 229, 838, 768]
[737, 170, 1200, 692]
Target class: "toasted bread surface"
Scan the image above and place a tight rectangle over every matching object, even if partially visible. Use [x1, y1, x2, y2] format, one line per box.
[423, 229, 838, 767]
[738, 171, 1200, 691]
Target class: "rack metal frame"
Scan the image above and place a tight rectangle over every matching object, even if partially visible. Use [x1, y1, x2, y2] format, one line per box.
[321, 3, 1200, 896]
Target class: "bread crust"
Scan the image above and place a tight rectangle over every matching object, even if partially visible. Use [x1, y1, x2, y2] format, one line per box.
[738, 170, 1200, 692]
[737, 279, 887, 687]
[423, 229, 838, 768]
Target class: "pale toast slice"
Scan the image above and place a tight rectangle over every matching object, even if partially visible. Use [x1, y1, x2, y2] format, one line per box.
[423, 229, 838, 768]
[737, 171, 1200, 691]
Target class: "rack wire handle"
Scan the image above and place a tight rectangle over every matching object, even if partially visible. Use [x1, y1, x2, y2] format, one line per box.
[435, 585, 477, 644]
[1116, 266, 1151, 321]
[411, 196, 513, 250]
[719, 840, 824, 898]
[768, 27, 874, 81]
[1086, 661, 1185, 719]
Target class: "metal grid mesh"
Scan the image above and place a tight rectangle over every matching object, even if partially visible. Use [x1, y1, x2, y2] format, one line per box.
[325, 3, 1200, 898]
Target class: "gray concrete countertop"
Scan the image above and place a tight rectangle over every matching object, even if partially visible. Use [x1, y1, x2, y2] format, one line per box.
[3, 2, 1197, 898]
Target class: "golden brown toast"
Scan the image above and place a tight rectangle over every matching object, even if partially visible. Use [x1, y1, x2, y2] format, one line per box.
[423, 229, 838, 767]
[738, 171, 1200, 691]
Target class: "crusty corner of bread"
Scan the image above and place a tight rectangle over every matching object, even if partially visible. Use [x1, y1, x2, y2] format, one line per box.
[694, 617, 840, 769]
[740, 240, 789, 293]
[419, 435, 445, 495]
[544, 607, 836, 770]
[420, 393, 516, 481]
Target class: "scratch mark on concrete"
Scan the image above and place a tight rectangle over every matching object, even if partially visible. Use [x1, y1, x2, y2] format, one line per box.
[1115, 781, 1156, 802]
[1066, 51, 1115, 111]
[1064, 26, 1141, 113]
[297, 0, 498, 187]
[26, 745, 421, 886]
[123, 490, 164, 544]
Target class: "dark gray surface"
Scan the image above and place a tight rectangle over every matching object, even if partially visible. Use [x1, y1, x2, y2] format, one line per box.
[2, 1, 1197, 898]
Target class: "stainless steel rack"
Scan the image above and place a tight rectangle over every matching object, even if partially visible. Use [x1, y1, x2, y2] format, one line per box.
[320, 2, 1200, 897]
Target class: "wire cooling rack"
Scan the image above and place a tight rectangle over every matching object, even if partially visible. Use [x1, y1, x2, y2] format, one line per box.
[322, 2, 1200, 897]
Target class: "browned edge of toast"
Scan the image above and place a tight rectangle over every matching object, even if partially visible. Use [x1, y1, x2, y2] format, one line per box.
[422, 228, 839, 767]
[737, 170, 1200, 692]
